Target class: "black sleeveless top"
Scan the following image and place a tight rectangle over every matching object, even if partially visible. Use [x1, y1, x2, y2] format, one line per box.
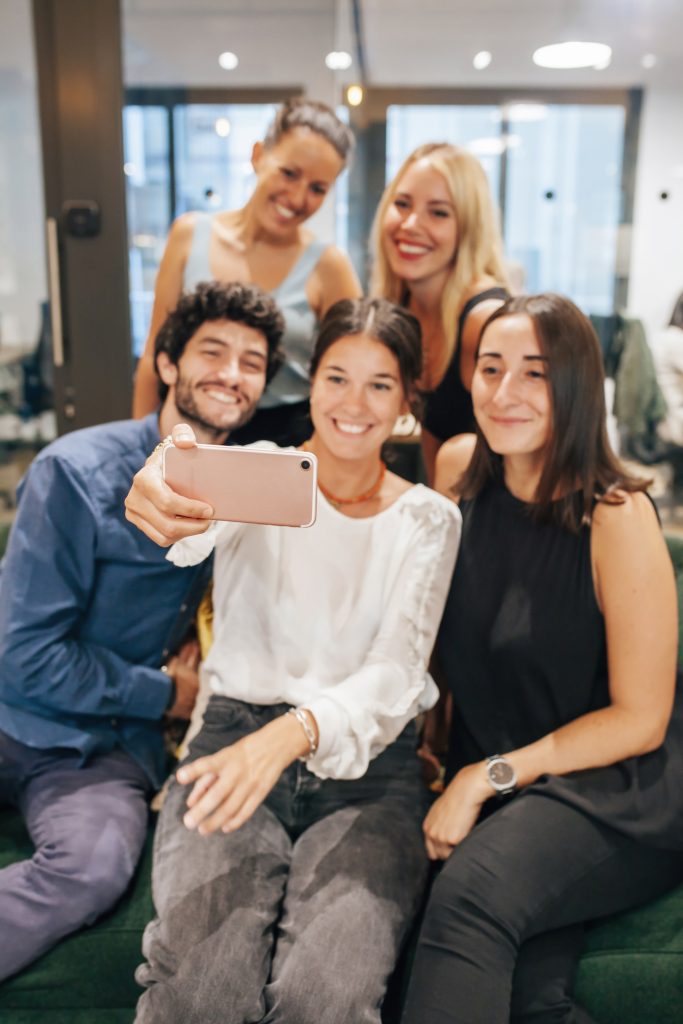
[437, 477, 683, 850]
[422, 287, 509, 442]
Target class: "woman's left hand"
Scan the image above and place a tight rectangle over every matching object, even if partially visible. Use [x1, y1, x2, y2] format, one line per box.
[176, 712, 311, 836]
[423, 762, 491, 860]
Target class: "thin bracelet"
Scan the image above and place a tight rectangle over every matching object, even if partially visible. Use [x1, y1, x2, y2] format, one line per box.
[287, 707, 318, 759]
[151, 434, 174, 458]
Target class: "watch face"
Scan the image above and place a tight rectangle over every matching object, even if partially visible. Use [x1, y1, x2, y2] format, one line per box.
[488, 759, 515, 789]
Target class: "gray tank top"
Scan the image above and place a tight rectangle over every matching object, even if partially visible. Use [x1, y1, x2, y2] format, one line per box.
[184, 212, 328, 407]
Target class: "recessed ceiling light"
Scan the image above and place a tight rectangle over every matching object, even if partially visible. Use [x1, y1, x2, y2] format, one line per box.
[533, 41, 612, 70]
[506, 103, 548, 122]
[325, 50, 352, 71]
[473, 50, 492, 71]
[467, 134, 520, 157]
[346, 84, 364, 107]
[215, 117, 231, 138]
[641, 53, 657, 69]
[218, 51, 239, 71]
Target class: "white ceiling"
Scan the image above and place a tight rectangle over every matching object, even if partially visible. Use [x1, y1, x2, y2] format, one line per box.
[122, 0, 683, 90]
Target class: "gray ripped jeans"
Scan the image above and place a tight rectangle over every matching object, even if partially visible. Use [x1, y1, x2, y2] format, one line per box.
[135, 696, 431, 1024]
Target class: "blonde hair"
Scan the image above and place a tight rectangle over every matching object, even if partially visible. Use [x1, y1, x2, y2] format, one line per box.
[370, 143, 509, 384]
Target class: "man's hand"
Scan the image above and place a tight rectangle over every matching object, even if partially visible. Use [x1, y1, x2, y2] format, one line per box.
[165, 643, 201, 720]
[124, 423, 214, 547]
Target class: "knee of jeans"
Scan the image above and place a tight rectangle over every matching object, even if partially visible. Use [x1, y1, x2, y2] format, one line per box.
[422, 843, 523, 950]
[136, 972, 265, 1024]
[267, 969, 380, 1024]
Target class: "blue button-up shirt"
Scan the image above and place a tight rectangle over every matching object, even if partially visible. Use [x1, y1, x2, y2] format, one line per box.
[0, 414, 210, 786]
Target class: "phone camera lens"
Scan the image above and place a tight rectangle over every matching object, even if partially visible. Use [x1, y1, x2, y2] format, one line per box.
[300, 459, 311, 471]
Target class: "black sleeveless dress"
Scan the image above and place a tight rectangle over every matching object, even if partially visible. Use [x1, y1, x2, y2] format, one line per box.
[422, 287, 509, 442]
[437, 477, 683, 850]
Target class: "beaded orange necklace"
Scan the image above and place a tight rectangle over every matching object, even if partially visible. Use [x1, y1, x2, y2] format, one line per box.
[318, 462, 387, 508]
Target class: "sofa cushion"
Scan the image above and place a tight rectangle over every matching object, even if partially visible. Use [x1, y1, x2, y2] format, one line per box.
[576, 882, 683, 1024]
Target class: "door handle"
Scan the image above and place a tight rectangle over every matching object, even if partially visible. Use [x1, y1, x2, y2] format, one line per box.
[45, 216, 65, 368]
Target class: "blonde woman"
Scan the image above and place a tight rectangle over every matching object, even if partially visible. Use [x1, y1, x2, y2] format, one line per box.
[371, 143, 509, 481]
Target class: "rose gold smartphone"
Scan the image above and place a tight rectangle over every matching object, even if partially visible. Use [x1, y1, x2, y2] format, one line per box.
[162, 444, 317, 527]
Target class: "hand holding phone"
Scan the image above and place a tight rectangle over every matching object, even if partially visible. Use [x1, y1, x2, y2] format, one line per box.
[162, 442, 318, 527]
[125, 424, 214, 547]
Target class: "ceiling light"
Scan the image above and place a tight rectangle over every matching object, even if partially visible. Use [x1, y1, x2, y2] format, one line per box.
[346, 84, 364, 107]
[215, 118, 231, 138]
[468, 137, 505, 157]
[641, 53, 657, 69]
[325, 50, 352, 71]
[467, 134, 520, 157]
[532, 41, 612, 70]
[506, 103, 548, 122]
[218, 51, 239, 71]
[473, 50, 492, 71]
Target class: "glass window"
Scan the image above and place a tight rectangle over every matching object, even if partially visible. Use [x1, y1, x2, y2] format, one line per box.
[504, 104, 625, 313]
[0, 0, 54, 520]
[173, 104, 277, 215]
[123, 102, 278, 359]
[386, 104, 502, 201]
[386, 100, 626, 316]
[123, 106, 170, 358]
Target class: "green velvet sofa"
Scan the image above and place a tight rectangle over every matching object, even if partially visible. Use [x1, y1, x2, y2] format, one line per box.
[1, 533, 682, 1023]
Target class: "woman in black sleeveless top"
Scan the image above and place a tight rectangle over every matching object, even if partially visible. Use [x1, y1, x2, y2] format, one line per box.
[370, 143, 510, 481]
[402, 294, 683, 1024]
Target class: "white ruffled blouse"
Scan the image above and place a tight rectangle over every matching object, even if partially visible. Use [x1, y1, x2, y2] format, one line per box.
[168, 477, 461, 780]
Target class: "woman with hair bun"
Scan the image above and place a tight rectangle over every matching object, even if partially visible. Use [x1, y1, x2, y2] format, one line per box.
[401, 293, 683, 1024]
[133, 98, 362, 445]
[371, 143, 510, 481]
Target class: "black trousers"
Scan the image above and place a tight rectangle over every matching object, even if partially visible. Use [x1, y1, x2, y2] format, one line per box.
[400, 789, 683, 1024]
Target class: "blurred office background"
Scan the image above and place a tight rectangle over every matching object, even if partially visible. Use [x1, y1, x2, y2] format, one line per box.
[1, 0, 682, 516]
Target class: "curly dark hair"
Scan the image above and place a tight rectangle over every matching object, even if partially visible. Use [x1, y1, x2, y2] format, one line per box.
[154, 281, 285, 401]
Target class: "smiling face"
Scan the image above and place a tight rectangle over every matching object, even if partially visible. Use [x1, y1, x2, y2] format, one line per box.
[157, 319, 268, 441]
[309, 333, 409, 461]
[381, 158, 458, 289]
[250, 126, 345, 236]
[472, 314, 552, 463]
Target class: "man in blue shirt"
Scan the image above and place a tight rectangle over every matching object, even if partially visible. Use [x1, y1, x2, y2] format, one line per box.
[0, 281, 284, 980]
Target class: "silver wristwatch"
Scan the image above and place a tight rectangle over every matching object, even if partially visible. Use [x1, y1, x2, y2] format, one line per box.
[486, 754, 517, 796]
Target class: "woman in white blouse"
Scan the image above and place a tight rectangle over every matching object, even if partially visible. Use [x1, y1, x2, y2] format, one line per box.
[126, 297, 461, 1024]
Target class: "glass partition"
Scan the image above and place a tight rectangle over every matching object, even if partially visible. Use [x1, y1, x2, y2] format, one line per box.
[386, 99, 626, 315]
[123, 101, 277, 358]
[0, 0, 54, 520]
[387, 104, 502, 200]
[504, 103, 625, 313]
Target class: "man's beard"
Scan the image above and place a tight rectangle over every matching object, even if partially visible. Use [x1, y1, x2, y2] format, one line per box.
[174, 378, 257, 441]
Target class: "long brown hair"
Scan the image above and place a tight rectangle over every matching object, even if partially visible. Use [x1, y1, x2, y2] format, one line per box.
[370, 143, 508, 385]
[458, 293, 650, 531]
